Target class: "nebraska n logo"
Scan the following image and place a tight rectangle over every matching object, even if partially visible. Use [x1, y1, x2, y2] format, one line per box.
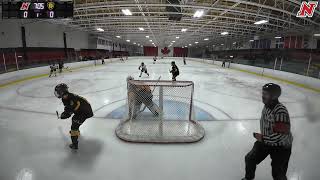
[20, 2, 31, 10]
[296, 1, 318, 17]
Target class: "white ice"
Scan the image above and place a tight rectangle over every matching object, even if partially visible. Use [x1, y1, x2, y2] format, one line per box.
[0, 58, 319, 180]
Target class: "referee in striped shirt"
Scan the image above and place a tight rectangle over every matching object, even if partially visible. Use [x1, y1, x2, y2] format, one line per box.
[242, 83, 293, 180]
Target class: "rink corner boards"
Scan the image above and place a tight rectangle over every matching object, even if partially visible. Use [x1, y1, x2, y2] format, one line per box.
[231, 68, 320, 93]
[0, 63, 103, 89]
[193, 59, 320, 94]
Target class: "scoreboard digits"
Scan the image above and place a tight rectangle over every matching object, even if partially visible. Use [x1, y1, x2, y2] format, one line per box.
[2, 1, 73, 19]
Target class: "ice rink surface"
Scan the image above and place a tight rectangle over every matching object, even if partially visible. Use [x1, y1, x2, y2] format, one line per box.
[0, 58, 319, 180]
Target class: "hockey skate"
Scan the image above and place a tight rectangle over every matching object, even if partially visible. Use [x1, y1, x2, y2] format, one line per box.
[69, 143, 78, 150]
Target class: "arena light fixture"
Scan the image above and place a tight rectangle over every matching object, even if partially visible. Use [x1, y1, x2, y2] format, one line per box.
[116, 36, 121, 38]
[195, 42, 199, 44]
[193, 10, 204, 18]
[122, 9, 132, 16]
[254, 19, 268, 25]
[185, 46, 188, 47]
[189, 44, 192, 46]
[221, 32, 228, 35]
[138, 44, 140, 46]
[133, 42, 136, 44]
[172, 41, 175, 43]
[249, 40, 254, 42]
[181, 28, 187, 32]
[176, 36, 179, 39]
[274, 36, 282, 39]
[96, 28, 104, 32]
[126, 40, 130, 42]
[146, 36, 150, 38]
[149, 40, 152, 42]
[221, 44, 224, 45]
[314, 34, 320, 36]
[204, 38, 209, 41]
[139, 27, 144, 31]
[233, 42, 237, 44]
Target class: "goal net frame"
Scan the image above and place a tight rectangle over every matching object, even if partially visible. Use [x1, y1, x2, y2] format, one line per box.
[115, 79, 205, 143]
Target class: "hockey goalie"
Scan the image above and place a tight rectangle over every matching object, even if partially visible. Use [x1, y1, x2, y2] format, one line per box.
[126, 76, 161, 119]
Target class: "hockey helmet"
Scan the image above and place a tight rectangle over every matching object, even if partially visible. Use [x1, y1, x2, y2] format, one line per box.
[54, 83, 69, 98]
[262, 83, 281, 99]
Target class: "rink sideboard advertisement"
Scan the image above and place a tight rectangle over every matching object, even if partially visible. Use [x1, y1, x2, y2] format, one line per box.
[2, 1, 73, 19]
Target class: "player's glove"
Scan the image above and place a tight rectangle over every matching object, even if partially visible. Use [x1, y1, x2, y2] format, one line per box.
[60, 111, 72, 119]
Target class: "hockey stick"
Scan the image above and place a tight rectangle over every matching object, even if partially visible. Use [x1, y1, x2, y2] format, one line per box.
[56, 111, 60, 119]
[137, 76, 161, 114]
[63, 67, 72, 72]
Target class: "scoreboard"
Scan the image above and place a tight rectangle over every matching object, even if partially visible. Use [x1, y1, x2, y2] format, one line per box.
[2, 1, 73, 19]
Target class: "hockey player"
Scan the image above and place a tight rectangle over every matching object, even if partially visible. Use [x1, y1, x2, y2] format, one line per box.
[127, 76, 160, 119]
[153, 56, 157, 64]
[58, 61, 64, 73]
[222, 59, 226, 67]
[170, 61, 179, 81]
[49, 63, 57, 77]
[138, 62, 149, 77]
[183, 56, 187, 65]
[54, 83, 94, 150]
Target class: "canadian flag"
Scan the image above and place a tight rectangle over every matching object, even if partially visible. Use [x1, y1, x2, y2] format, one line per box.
[296, 1, 318, 17]
[161, 47, 170, 55]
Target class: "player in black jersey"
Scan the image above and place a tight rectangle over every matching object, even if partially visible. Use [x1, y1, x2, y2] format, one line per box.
[55, 83, 94, 150]
[170, 61, 179, 81]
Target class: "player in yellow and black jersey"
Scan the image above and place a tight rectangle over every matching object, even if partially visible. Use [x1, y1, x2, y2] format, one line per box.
[54, 83, 93, 150]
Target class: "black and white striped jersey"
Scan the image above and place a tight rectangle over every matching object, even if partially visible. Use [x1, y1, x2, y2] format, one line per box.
[260, 103, 293, 147]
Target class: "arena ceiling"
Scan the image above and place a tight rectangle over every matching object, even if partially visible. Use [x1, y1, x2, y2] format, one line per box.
[63, 0, 320, 47]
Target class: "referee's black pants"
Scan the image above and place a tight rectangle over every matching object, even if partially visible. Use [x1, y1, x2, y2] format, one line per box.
[244, 141, 291, 180]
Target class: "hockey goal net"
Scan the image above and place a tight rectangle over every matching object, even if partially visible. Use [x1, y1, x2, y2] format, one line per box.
[115, 79, 205, 143]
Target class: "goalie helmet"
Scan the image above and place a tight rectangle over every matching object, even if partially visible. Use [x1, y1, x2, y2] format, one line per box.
[171, 61, 175, 65]
[127, 76, 134, 81]
[54, 83, 69, 98]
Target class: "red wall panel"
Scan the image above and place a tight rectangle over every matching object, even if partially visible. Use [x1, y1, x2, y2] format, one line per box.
[173, 47, 188, 57]
[284, 37, 290, 48]
[144, 46, 158, 56]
